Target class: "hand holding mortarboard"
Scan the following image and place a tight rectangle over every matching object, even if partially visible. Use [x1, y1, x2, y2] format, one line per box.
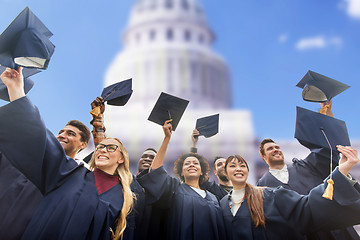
[148, 92, 189, 131]
[90, 97, 105, 117]
[163, 119, 173, 139]
[90, 79, 133, 117]
[0, 67, 25, 101]
[0, 7, 55, 70]
[192, 129, 200, 147]
[0, 66, 40, 102]
[296, 70, 350, 103]
[90, 96, 107, 145]
[195, 114, 219, 138]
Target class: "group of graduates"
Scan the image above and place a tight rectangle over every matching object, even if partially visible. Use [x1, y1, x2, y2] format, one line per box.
[1, 6, 360, 240]
[1, 66, 360, 240]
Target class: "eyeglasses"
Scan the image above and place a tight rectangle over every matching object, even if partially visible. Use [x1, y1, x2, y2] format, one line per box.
[95, 144, 119, 152]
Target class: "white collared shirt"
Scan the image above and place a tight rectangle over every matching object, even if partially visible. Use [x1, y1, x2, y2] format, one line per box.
[269, 164, 289, 184]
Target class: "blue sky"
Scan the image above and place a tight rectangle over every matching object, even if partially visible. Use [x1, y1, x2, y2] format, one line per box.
[0, 0, 359, 141]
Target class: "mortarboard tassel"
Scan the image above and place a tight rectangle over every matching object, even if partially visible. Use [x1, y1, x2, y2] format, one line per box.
[323, 179, 334, 200]
[321, 128, 334, 200]
[90, 106, 101, 117]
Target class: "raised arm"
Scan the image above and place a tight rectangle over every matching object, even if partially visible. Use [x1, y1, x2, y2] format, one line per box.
[276, 147, 360, 234]
[151, 119, 172, 170]
[0, 67, 78, 194]
[190, 129, 199, 153]
[90, 97, 107, 146]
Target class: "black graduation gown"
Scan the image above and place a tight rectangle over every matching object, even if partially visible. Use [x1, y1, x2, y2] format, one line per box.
[0, 96, 138, 240]
[0, 152, 43, 240]
[222, 169, 360, 240]
[257, 149, 360, 239]
[200, 179, 228, 201]
[137, 167, 226, 240]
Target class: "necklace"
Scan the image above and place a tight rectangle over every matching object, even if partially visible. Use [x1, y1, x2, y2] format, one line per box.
[228, 190, 245, 209]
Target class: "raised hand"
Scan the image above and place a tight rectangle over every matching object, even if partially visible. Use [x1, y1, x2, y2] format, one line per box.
[192, 129, 199, 147]
[163, 119, 173, 139]
[91, 97, 105, 115]
[337, 145, 359, 176]
[0, 67, 25, 101]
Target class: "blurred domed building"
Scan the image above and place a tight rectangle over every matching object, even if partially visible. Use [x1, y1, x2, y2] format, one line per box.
[103, 0, 257, 182]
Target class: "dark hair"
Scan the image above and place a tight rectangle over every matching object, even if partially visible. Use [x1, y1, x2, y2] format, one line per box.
[259, 138, 276, 157]
[173, 152, 210, 185]
[224, 155, 265, 227]
[213, 156, 225, 170]
[66, 120, 90, 144]
[144, 147, 157, 153]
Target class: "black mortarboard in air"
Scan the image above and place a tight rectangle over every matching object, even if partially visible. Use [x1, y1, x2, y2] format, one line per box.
[90, 79, 133, 117]
[195, 114, 219, 138]
[0, 6, 55, 70]
[101, 78, 133, 106]
[296, 70, 350, 103]
[148, 92, 189, 131]
[294, 106, 350, 151]
[0, 66, 40, 101]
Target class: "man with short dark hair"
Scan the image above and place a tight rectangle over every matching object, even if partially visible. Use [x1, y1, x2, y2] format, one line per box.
[137, 148, 157, 174]
[57, 120, 90, 167]
[212, 156, 233, 193]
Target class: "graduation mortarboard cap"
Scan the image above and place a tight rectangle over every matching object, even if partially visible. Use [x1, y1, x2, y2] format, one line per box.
[195, 114, 219, 138]
[148, 92, 189, 131]
[101, 79, 133, 106]
[90, 79, 133, 117]
[0, 66, 40, 101]
[294, 106, 350, 152]
[295, 106, 351, 200]
[296, 70, 350, 103]
[0, 7, 55, 70]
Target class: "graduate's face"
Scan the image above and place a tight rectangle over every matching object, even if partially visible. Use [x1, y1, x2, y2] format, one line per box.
[226, 158, 248, 187]
[214, 158, 229, 182]
[94, 139, 124, 174]
[137, 149, 156, 173]
[181, 157, 202, 181]
[262, 142, 284, 166]
[57, 125, 86, 158]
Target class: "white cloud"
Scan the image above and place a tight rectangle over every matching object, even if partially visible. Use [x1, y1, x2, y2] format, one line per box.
[278, 33, 288, 43]
[295, 36, 342, 51]
[341, 0, 360, 19]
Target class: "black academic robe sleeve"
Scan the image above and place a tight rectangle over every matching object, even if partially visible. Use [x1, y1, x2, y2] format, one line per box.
[222, 169, 360, 240]
[0, 96, 79, 194]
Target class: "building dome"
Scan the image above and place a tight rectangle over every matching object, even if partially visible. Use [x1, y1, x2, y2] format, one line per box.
[105, 0, 231, 110]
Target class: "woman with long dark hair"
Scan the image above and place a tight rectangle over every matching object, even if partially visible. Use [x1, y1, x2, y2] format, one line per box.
[221, 150, 360, 240]
[137, 120, 226, 240]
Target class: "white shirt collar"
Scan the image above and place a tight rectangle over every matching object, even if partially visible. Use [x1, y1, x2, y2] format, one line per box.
[269, 164, 289, 184]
